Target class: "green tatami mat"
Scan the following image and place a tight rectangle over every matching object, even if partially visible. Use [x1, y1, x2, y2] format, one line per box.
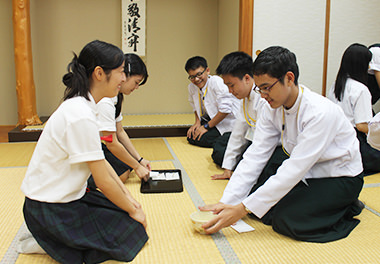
[122, 113, 193, 128]
[0, 143, 36, 167]
[166, 136, 380, 264]
[0, 168, 27, 261]
[131, 138, 173, 161]
[360, 187, 380, 213]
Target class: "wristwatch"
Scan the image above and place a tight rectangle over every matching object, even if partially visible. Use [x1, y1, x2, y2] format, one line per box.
[204, 123, 210, 130]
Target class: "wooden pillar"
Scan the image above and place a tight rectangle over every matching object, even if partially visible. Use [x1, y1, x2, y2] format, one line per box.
[12, 0, 41, 125]
[322, 0, 331, 97]
[239, 0, 254, 56]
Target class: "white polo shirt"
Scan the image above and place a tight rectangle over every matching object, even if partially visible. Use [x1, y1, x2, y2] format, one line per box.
[97, 96, 123, 133]
[21, 94, 104, 203]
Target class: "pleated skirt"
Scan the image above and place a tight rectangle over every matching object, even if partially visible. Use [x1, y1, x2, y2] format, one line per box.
[23, 189, 148, 264]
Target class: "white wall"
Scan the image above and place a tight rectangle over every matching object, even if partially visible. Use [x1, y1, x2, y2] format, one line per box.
[252, 0, 380, 101]
[252, 0, 326, 94]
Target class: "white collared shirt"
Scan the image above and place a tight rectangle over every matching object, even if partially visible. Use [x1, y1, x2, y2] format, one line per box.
[220, 86, 363, 218]
[97, 96, 123, 133]
[21, 94, 104, 203]
[222, 88, 267, 170]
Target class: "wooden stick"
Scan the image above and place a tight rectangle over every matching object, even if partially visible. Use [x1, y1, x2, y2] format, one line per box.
[12, 0, 41, 125]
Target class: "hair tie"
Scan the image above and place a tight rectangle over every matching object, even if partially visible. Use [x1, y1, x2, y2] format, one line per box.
[128, 63, 131, 73]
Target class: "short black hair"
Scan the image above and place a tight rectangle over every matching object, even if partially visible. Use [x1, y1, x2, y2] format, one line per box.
[185, 56, 208, 72]
[216, 51, 253, 79]
[252, 46, 299, 85]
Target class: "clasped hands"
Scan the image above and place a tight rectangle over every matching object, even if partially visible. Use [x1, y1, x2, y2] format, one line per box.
[187, 123, 207, 140]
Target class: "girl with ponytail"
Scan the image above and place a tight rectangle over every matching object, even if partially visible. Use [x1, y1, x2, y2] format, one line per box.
[20, 40, 148, 263]
[97, 53, 151, 183]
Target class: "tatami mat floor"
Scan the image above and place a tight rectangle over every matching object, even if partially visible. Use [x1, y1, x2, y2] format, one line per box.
[0, 138, 380, 264]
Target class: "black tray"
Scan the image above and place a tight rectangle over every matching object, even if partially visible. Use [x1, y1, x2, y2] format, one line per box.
[140, 169, 183, 193]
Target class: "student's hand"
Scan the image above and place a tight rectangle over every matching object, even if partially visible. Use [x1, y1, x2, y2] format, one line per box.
[199, 203, 247, 234]
[211, 169, 232, 180]
[130, 207, 147, 229]
[193, 125, 207, 140]
[140, 159, 151, 171]
[135, 165, 150, 182]
[187, 124, 199, 138]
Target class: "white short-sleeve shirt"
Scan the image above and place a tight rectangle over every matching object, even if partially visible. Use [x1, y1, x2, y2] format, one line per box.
[21, 94, 104, 203]
[97, 96, 123, 132]
[328, 78, 372, 126]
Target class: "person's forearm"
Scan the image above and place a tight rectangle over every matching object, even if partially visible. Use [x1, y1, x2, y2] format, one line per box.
[208, 112, 228, 128]
[106, 139, 140, 169]
[116, 122, 141, 160]
[356, 122, 369, 134]
[88, 160, 136, 214]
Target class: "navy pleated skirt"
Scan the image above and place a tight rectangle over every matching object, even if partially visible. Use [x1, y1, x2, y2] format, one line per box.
[23, 189, 148, 264]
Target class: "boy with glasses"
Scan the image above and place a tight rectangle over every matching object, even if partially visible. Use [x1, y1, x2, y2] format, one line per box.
[185, 56, 240, 156]
[200, 46, 364, 243]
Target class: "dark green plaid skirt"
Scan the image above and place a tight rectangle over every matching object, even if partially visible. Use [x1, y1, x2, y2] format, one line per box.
[250, 147, 364, 243]
[23, 189, 148, 264]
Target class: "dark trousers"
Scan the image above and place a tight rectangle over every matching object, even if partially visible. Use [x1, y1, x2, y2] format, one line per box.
[250, 147, 364, 243]
[211, 132, 233, 166]
[187, 126, 221, 148]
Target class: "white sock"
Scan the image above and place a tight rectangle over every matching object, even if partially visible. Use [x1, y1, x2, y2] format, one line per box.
[18, 231, 33, 242]
[17, 237, 46, 254]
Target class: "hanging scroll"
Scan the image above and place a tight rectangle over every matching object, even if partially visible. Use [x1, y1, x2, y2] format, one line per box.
[122, 0, 146, 57]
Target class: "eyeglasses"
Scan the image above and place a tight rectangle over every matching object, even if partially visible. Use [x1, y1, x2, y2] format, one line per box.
[253, 79, 280, 94]
[188, 68, 206, 81]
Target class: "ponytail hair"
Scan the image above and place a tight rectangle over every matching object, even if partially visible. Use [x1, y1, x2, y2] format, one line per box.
[115, 53, 149, 118]
[334, 43, 372, 101]
[63, 40, 124, 101]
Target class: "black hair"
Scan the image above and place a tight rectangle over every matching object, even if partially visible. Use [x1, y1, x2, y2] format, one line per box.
[252, 46, 299, 85]
[333, 43, 372, 101]
[185, 56, 208, 72]
[216, 51, 253, 79]
[115, 53, 149, 118]
[62, 40, 124, 101]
